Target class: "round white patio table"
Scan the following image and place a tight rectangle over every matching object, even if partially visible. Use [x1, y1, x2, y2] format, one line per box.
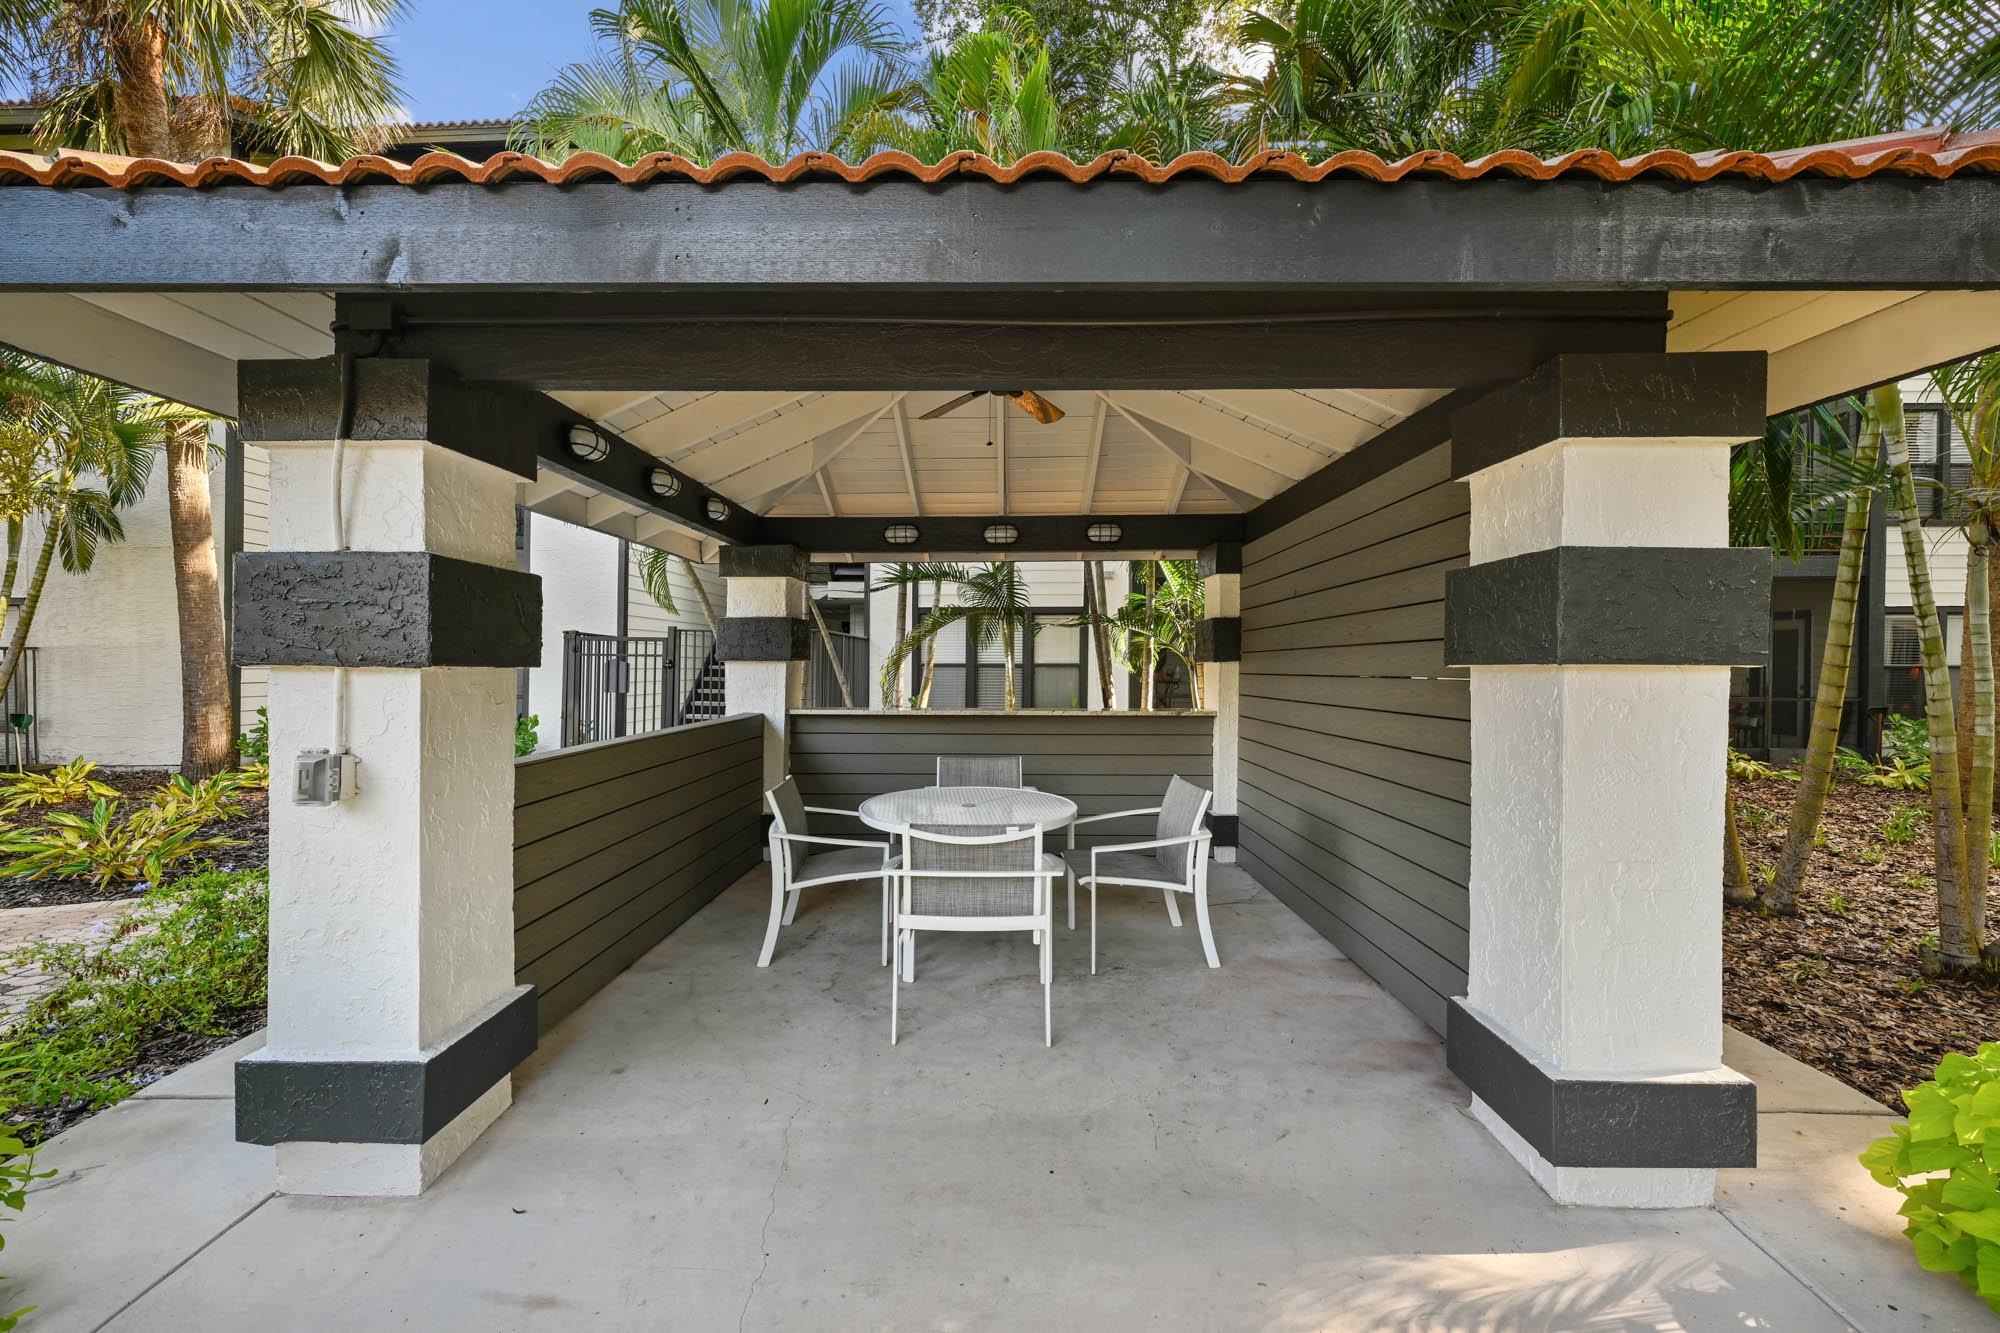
[857, 785, 1078, 837]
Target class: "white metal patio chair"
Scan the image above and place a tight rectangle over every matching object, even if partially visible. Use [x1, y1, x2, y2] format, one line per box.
[1063, 775, 1217, 972]
[890, 824, 1059, 1046]
[935, 755, 1024, 787]
[760, 777, 895, 968]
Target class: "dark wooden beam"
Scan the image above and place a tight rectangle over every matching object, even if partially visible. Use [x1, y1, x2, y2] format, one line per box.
[4, 176, 1996, 293]
[763, 514, 1245, 559]
[360, 306, 1668, 392]
[1245, 390, 1472, 542]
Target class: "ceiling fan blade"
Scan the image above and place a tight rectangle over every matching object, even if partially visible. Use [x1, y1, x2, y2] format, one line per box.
[1006, 389, 1065, 424]
[918, 390, 989, 420]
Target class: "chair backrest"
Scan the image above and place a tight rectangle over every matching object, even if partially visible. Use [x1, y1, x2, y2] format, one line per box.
[1155, 776, 1213, 879]
[766, 776, 809, 839]
[936, 755, 1024, 788]
[900, 824, 1041, 919]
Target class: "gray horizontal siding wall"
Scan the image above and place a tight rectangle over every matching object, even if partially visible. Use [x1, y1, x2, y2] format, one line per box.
[789, 711, 1212, 848]
[1240, 442, 1470, 1032]
[515, 713, 763, 1032]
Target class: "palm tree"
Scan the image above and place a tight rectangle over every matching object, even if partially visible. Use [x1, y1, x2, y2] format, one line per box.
[1084, 559, 1206, 710]
[2, 0, 407, 161]
[166, 418, 234, 778]
[1108, 59, 1228, 160]
[876, 562, 1037, 710]
[0, 357, 180, 711]
[1759, 400, 1882, 913]
[514, 0, 909, 164]
[1935, 354, 2000, 946]
[843, 13, 1064, 162]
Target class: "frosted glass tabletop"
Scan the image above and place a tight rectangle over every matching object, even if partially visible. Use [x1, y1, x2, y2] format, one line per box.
[857, 786, 1078, 834]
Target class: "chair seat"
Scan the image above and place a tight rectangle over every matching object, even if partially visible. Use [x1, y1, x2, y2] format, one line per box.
[795, 845, 891, 886]
[1062, 847, 1184, 888]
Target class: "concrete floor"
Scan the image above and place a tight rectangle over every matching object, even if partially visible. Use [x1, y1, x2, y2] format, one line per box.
[8, 866, 1989, 1331]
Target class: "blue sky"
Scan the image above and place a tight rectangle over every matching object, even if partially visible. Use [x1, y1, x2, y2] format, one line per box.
[385, 1, 925, 123]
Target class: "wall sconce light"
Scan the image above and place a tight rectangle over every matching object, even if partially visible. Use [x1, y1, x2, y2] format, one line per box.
[704, 497, 731, 523]
[883, 524, 919, 545]
[566, 425, 610, 463]
[648, 467, 681, 498]
[982, 523, 1020, 546]
[1085, 522, 1123, 545]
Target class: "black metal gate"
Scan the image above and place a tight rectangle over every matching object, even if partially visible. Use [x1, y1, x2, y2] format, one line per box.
[560, 630, 716, 748]
[2, 646, 36, 769]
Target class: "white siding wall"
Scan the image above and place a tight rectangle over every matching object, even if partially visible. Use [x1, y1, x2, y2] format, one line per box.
[623, 546, 724, 638]
[1883, 525, 1969, 612]
[237, 441, 271, 725]
[2, 455, 230, 766]
[522, 513, 621, 750]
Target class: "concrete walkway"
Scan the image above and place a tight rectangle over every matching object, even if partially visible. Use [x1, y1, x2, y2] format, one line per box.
[5, 867, 1988, 1331]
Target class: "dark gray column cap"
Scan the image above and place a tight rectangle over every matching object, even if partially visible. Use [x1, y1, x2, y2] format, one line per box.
[718, 545, 811, 581]
[719, 616, 813, 662]
[233, 551, 542, 669]
[1194, 618, 1242, 663]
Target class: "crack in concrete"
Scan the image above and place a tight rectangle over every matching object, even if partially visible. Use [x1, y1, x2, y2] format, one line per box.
[738, 1096, 808, 1333]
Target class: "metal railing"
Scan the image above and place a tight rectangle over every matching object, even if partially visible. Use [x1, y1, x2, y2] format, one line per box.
[2, 647, 36, 769]
[807, 630, 869, 709]
[560, 629, 715, 748]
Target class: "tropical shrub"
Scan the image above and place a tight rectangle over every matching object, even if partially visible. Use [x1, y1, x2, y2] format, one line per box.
[516, 714, 540, 757]
[237, 707, 269, 764]
[0, 757, 116, 813]
[1883, 805, 1928, 846]
[5, 866, 267, 1116]
[1862, 1042, 2000, 1315]
[0, 799, 242, 890]
[1728, 750, 1799, 781]
[149, 769, 254, 825]
[0, 1044, 49, 1332]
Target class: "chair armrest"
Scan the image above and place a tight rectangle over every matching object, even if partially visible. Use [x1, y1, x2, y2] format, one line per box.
[803, 805, 862, 817]
[1072, 807, 1161, 827]
[1092, 832, 1208, 857]
[772, 831, 890, 851]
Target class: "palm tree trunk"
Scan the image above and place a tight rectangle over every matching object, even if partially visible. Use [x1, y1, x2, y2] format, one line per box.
[109, 17, 172, 158]
[678, 556, 718, 632]
[1003, 617, 1017, 710]
[1766, 410, 1882, 912]
[1882, 382, 1980, 967]
[168, 426, 235, 778]
[919, 576, 940, 708]
[805, 593, 854, 708]
[0, 512, 62, 705]
[1141, 560, 1157, 711]
[1724, 782, 1757, 904]
[892, 571, 907, 708]
[1965, 535, 1994, 944]
[1093, 562, 1117, 709]
[1, 518, 20, 629]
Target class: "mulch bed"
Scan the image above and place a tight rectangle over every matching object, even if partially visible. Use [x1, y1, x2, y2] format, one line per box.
[0, 767, 270, 907]
[1726, 774, 2000, 1110]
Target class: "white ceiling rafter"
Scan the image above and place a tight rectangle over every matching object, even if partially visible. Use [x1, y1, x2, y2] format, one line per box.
[719, 394, 903, 511]
[994, 393, 1008, 512]
[1195, 389, 1380, 451]
[518, 472, 582, 506]
[1104, 396, 1291, 502]
[892, 397, 922, 514]
[1081, 398, 1106, 515]
[613, 389, 814, 457]
[815, 471, 838, 516]
[1105, 390, 1327, 479]
[669, 392, 893, 481]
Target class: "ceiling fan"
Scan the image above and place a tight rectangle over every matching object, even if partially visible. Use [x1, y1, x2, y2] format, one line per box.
[919, 389, 1065, 425]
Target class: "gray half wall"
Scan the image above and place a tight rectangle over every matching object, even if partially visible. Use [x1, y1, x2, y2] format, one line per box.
[514, 714, 764, 1032]
[788, 711, 1213, 852]
[1238, 440, 1470, 1032]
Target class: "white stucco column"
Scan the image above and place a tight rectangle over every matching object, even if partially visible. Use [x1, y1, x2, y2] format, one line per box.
[230, 360, 540, 1197]
[719, 546, 811, 790]
[1198, 543, 1242, 863]
[1443, 354, 1769, 1208]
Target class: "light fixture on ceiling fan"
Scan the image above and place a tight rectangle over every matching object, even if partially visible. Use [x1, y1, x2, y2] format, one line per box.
[918, 389, 1065, 425]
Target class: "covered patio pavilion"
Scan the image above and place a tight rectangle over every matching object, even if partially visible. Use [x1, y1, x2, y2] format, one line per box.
[1, 131, 1999, 1320]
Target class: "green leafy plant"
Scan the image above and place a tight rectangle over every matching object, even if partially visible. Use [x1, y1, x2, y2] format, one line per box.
[1904, 977, 1931, 997]
[515, 714, 540, 757]
[1738, 803, 1778, 831]
[1824, 888, 1850, 916]
[0, 798, 242, 890]
[0, 757, 116, 813]
[4, 866, 267, 1116]
[1791, 956, 1828, 982]
[1862, 1042, 2000, 1314]
[1834, 747, 1875, 781]
[1901, 871, 1936, 894]
[236, 707, 269, 765]
[0, 1044, 49, 1332]
[149, 769, 253, 825]
[1862, 842, 1887, 865]
[1729, 750, 1800, 781]
[1883, 805, 1927, 845]
[1861, 757, 1932, 792]
[1882, 713, 1932, 765]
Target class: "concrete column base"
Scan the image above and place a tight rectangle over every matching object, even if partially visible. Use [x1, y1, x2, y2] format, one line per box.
[1469, 1096, 1716, 1208]
[275, 1080, 511, 1197]
[1213, 847, 1238, 865]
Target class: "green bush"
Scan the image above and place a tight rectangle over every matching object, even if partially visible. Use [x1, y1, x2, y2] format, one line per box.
[237, 707, 269, 764]
[1863, 1042, 2000, 1315]
[5, 865, 267, 1116]
[0, 798, 243, 891]
[515, 714, 540, 757]
[0, 759, 116, 814]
